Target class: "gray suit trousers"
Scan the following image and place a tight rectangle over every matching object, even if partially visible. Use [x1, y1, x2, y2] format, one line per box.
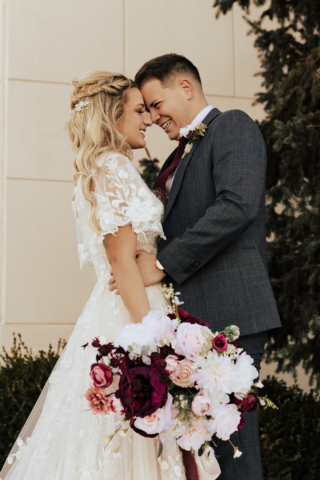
[213, 332, 267, 480]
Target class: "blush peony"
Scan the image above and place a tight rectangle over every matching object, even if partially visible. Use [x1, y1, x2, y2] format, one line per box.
[191, 395, 212, 416]
[90, 363, 113, 388]
[174, 359, 198, 388]
[208, 404, 241, 441]
[165, 355, 182, 380]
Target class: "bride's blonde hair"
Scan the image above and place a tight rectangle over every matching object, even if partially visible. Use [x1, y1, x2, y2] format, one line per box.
[67, 70, 137, 233]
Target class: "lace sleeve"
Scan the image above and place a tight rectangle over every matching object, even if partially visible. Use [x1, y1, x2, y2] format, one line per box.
[94, 153, 163, 244]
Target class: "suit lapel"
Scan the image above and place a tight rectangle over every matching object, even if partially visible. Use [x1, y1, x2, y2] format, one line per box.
[162, 108, 221, 223]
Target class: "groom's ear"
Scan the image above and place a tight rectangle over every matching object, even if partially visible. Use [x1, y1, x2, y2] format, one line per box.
[179, 79, 194, 101]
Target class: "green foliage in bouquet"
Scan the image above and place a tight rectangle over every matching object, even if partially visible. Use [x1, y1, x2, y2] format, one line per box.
[213, 0, 320, 387]
[0, 335, 65, 468]
[259, 376, 320, 480]
[139, 147, 160, 189]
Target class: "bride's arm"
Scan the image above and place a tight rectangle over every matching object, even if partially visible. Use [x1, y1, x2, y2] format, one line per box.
[103, 224, 151, 323]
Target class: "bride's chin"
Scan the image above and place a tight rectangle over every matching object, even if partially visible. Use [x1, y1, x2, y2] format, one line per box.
[130, 139, 146, 149]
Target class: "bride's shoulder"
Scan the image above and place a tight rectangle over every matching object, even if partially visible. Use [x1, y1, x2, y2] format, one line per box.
[96, 152, 130, 169]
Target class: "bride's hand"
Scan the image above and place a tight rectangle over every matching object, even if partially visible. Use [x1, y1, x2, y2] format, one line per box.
[108, 250, 166, 293]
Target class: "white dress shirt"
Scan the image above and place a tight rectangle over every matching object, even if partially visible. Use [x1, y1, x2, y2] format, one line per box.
[166, 105, 214, 195]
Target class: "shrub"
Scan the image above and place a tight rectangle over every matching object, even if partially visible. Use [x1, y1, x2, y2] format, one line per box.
[259, 376, 320, 479]
[0, 335, 65, 468]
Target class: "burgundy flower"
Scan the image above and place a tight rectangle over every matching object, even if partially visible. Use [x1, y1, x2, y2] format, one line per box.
[232, 393, 258, 413]
[242, 393, 258, 413]
[98, 343, 114, 356]
[168, 309, 209, 328]
[90, 363, 113, 388]
[116, 364, 168, 421]
[237, 414, 246, 431]
[212, 334, 228, 352]
[232, 396, 244, 413]
[92, 337, 101, 348]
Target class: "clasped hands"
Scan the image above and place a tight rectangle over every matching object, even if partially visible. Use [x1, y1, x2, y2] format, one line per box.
[108, 250, 166, 294]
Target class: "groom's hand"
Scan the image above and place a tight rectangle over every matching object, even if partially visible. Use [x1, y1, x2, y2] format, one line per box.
[108, 251, 166, 293]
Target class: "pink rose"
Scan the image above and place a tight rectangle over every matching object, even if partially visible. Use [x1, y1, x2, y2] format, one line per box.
[174, 358, 198, 388]
[85, 386, 111, 415]
[191, 395, 212, 416]
[90, 363, 113, 388]
[176, 323, 209, 361]
[134, 394, 173, 435]
[109, 394, 124, 416]
[165, 355, 182, 380]
[212, 334, 228, 353]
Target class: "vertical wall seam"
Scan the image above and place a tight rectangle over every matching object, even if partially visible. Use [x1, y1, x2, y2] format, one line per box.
[123, 0, 125, 75]
[0, 0, 9, 329]
[232, 6, 236, 98]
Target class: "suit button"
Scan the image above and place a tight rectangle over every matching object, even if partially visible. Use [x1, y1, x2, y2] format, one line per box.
[185, 268, 191, 274]
[194, 262, 200, 267]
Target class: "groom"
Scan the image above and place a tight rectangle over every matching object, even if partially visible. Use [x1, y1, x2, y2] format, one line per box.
[111, 53, 281, 479]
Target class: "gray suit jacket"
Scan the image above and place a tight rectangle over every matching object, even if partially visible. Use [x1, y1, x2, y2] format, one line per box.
[156, 108, 281, 336]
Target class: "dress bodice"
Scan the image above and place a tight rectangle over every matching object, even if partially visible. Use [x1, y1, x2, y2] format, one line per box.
[72, 153, 166, 281]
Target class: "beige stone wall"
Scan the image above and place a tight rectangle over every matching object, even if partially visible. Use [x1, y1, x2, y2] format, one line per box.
[0, 1, 308, 389]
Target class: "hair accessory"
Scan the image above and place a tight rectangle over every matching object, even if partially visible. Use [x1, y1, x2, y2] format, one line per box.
[70, 98, 91, 115]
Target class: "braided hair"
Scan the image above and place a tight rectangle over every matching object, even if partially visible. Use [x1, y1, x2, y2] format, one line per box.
[67, 70, 137, 234]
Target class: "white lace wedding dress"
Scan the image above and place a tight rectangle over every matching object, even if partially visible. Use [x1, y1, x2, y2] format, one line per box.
[0, 153, 185, 480]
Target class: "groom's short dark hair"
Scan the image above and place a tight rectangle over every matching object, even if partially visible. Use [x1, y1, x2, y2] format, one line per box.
[135, 54, 202, 88]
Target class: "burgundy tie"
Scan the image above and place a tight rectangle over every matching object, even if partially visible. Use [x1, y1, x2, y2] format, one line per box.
[156, 137, 188, 195]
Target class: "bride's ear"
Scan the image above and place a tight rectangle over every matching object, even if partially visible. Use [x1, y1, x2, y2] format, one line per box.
[179, 79, 194, 101]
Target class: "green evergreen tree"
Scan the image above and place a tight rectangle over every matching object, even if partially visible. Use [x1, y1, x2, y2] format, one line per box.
[213, 0, 320, 386]
[139, 147, 160, 189]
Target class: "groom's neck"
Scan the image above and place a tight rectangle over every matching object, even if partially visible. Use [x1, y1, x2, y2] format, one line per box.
[188, 97, 209, 124]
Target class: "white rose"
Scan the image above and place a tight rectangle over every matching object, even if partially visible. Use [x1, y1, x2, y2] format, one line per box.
[208, 404, 241, 441]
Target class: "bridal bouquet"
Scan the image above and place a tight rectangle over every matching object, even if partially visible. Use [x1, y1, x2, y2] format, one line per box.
[84, 286, 276, 465]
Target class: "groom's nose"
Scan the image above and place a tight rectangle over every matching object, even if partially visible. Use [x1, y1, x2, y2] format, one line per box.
[150, 109, 160, 124]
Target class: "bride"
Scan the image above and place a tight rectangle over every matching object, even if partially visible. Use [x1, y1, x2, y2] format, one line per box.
[0, 71, 185, 480]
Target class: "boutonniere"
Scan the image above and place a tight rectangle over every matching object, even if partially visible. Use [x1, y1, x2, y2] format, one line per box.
[179, 123, 207, 159]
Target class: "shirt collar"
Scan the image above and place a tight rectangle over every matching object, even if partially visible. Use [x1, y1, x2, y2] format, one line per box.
[191, 105, 214, 127]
